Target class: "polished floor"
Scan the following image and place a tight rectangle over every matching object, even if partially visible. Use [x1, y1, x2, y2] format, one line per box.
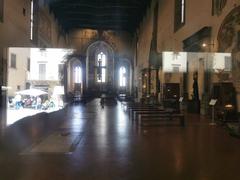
[0, 99, 240, 180]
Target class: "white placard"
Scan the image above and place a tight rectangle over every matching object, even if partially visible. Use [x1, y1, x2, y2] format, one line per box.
[179, 97, 184, 102]
[209, 99, 217, 106]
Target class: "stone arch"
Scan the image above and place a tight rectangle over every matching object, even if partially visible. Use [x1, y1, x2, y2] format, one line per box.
[80, 31, 119, 55]
[86, 41, 115, 95]
[116, 58, 132, 94]
[65, 56, 86, 96]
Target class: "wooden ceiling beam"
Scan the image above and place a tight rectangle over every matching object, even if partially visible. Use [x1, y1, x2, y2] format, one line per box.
[53, 10, 137, 17]
[65, 24, 135, 32]
[46, 0, 152, 32]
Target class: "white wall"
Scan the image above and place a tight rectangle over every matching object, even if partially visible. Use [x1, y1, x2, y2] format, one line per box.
[135, 0, 240, 102]
[7, 48, 30, 96]
[29, 48, 73, 81]
[0, 0, 69, 129]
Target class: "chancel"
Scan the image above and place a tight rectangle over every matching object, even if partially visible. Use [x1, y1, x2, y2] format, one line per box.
[1, 0, 240, 179]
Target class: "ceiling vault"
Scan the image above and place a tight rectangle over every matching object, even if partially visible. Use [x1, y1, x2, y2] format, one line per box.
[44, 0, 152, 33]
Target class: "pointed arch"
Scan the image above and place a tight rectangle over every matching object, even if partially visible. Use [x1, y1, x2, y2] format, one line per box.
[119, 66, 127, 87]
[86, 41, 115, 93]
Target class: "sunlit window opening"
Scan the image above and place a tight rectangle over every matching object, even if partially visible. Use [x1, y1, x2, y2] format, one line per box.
[30, 0, 34, 40]
[39, 63, 46, 80]
[119, 66, 126, 87]
[97, 52, 106, 83]
[7, 48, 73, 126]
[74, 66, 82, 83]
[163, 52, 187, 72]
[181, 0, 185, 23]
[212, 53, 232, 72]
[98, 52, 106, 66]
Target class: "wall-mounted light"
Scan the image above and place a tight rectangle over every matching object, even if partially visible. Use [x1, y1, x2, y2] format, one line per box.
[201, 41, 215, 50]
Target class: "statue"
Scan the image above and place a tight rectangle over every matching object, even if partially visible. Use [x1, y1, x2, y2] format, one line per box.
[193, 72, 199, 101]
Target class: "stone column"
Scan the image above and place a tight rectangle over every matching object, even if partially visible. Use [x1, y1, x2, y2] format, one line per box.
[0, 47, 7, 133]
[232, 50, 240, 112]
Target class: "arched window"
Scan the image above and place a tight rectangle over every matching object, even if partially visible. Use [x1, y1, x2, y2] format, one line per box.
[74, 66, 82, 83]
[96, 52, 106, 83]
[119, 66, 126, 87]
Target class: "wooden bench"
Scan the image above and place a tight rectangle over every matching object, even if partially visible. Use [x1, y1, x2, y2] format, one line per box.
[128, 107, 161, 115]
[122, 102, 159, 113]
[127, 105, 160, 114]
[127, 105, 156, 109]
[122, 102, 154, 110]
[131, 109, 170, 121]
[125, 104, 185, 127]
[138, 113, 185, 127]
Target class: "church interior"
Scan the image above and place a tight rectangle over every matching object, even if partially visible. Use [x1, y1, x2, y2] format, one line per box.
[1, 0, 240, 179]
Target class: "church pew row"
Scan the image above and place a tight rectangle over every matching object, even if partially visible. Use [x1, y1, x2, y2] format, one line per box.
[122, 102, 185, 127]
[122, 103, 185, 126]
[128, 108, 185, 127]
[138, 114, 185, 127]
[121, 101, 156, 111]
[128, 107, 163, 117]
[131, 109, 168, 120]
[121, 101, 156, 109]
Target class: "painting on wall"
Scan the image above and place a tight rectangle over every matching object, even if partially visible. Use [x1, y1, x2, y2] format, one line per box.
[218, 6, 240, 52]
[218, 6, 240, 92]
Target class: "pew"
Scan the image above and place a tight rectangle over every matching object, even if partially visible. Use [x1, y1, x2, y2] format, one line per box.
[138, 113, 185, 127]
[122, 101, 185, 127]
[129, 107, 162, 116]
[131, 109, 169, 121]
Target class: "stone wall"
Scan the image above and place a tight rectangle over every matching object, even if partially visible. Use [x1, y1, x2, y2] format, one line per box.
[134, 0, 240, 111]
[69, 29, 134, 59]
[0, 0, 68, 129]
[67, 29, 135, 95]
[134, 3, 155, 99]
[7, 48, 30, 97]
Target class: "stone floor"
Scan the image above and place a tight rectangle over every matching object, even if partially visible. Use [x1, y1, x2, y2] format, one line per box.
[0, 99, 240, 180]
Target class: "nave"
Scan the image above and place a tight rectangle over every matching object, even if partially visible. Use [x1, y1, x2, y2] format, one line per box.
[0, 99, 240, 180]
